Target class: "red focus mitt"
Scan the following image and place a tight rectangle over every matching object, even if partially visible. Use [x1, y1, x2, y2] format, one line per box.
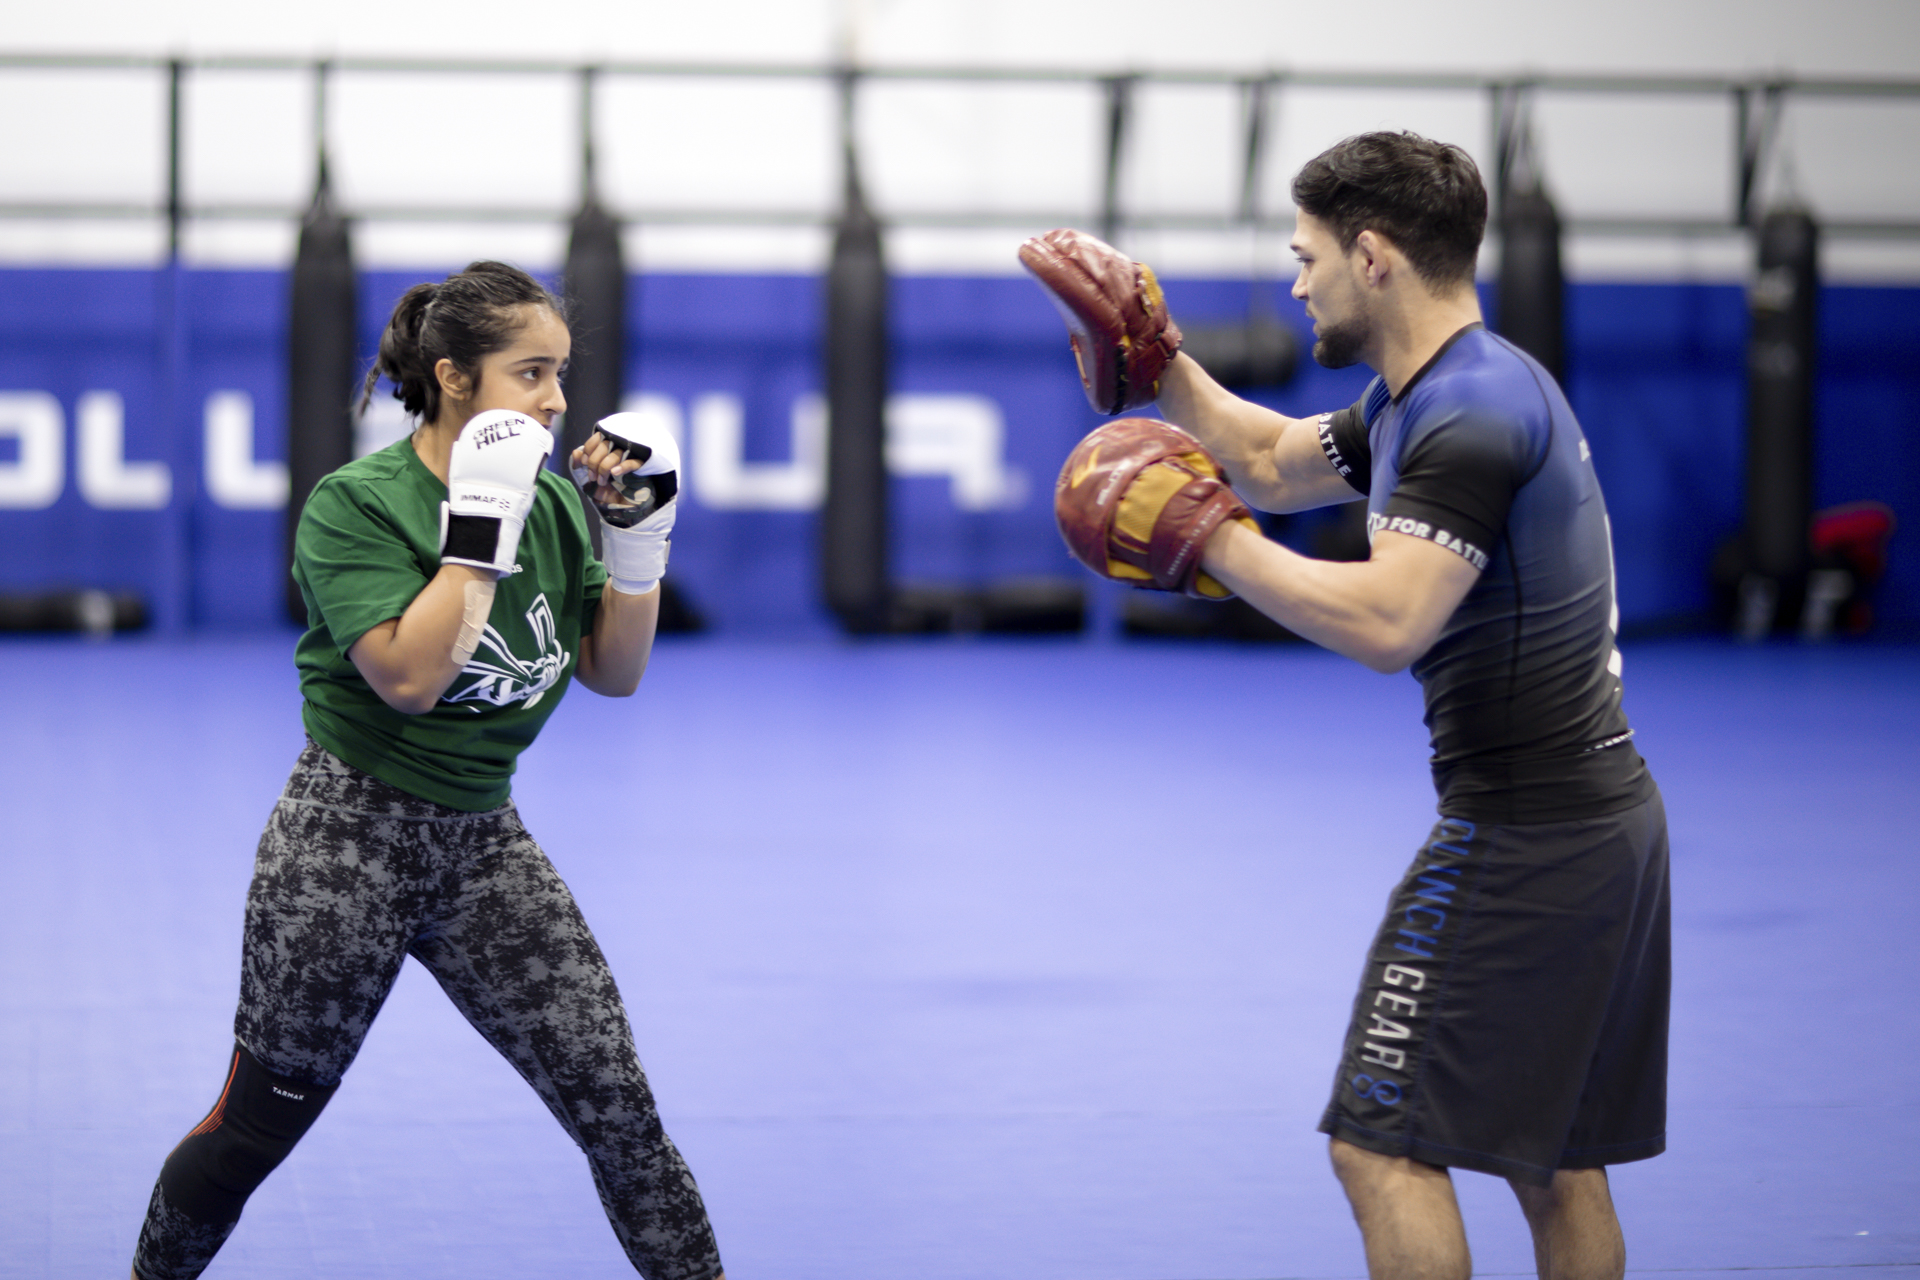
[1055, 419, 1257, 600]
[1018, 228, 1183, 415]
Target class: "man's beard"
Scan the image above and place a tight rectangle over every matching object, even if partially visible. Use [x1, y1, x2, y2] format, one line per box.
[1312, 313, 1369, 369]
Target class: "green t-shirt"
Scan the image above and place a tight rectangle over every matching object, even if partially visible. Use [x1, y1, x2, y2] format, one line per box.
[292, 435, 608, 810]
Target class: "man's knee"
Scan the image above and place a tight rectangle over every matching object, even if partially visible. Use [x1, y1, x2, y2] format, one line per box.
[1509, 1166, 1615, 1222]
[1329, 1138, 1471, 1280]
[1508, 1168, 1624, 1280]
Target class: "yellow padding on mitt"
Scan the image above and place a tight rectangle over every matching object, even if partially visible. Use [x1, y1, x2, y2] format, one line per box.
[1138, 263, 1167, 316]
[1175, 449, 1224, 480]
[1109, 456, 1251, 594]
[1112, 460, 1192, 549]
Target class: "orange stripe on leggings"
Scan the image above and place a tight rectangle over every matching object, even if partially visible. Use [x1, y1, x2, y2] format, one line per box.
[183, 1048, 241, 1138]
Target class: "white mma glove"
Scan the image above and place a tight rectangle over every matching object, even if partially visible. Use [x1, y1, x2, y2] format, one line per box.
[440, 409, 552, 576]
[572, 412, 678, 595]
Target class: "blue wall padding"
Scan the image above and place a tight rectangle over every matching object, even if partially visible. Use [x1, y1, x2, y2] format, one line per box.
[0, 266, 1913, 633]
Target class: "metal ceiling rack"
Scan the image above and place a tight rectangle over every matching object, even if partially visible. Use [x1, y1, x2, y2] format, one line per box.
[2, 53, 1918, 243]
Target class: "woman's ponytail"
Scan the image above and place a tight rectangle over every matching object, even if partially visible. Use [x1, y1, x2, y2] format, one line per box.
[358, 263, 566, 426]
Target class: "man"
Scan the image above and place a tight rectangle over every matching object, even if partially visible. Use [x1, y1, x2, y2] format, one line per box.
[1022, 132, 1669, 1280]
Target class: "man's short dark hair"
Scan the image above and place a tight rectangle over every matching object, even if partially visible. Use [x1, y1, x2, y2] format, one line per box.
[1291, 132, 1488, 293]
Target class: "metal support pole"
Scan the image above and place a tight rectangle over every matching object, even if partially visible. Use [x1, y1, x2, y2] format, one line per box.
[1099, 74, 1133, 246]
[579, 63, 599, 203]
[1737, 82, 1785, 228]
[167, 59, 184, 262]
[1238, 76, 1270, 225]
[158, 57, 192, 632]
[315, 60, 331, 194]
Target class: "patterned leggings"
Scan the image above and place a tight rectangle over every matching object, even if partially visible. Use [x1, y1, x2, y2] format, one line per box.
[132, 742, 723, 1280]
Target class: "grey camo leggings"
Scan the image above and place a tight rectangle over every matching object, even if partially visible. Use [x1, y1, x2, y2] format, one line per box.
[132, 741, 723, 1280]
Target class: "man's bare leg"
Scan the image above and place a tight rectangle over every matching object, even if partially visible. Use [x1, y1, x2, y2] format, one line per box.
[1329, 1138, 1472, 1280]
[1508, 1168, 1625, 1280]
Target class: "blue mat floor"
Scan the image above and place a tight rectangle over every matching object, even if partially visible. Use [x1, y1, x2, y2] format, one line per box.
[2, 632, 1916, 1278]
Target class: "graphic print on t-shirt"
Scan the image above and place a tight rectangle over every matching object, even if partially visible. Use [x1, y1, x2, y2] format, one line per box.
[443, 592, 571, 711]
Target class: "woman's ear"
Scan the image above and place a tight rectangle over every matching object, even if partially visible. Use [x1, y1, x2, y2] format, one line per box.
[434, 357, 470, 405]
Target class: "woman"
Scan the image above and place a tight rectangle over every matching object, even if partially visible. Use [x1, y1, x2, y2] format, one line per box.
[131, 261, 724, 1280]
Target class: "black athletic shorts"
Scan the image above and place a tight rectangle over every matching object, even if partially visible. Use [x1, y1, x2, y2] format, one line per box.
[1318, 790, 1670, 1186]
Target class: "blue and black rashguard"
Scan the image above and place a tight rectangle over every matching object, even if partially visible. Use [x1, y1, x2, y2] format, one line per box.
[1319, 323, 1655, 823]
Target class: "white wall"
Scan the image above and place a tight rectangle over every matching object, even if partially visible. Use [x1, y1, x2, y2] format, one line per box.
[4, 0, 1919, 280]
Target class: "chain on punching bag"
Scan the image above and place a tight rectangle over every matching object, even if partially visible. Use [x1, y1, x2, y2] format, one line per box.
[1495, 183, 1566, 383]
[1739, 207, 1820, 635]
[562, 198, 625, 554]
[284, 173, 357, 624]
[821, 137, 892, 634]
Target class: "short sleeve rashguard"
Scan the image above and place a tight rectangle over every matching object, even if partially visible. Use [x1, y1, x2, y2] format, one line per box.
[1316, 325, 1652, 823]
[292, 436, 609, 811]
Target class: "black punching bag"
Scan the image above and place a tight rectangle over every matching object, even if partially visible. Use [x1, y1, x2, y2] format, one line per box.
[1495, 183, 1565, 383]
[284, 173, 357, 623]
[562, 198, 626, 552]
[821, 150, 892, 634]
[1742, 208, 1820, 618]
[1178, 317, 1298, 390]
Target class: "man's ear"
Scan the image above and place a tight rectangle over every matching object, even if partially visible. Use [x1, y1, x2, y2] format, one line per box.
[434, 357, 470, 404]
[1353, 229, 1393, 288]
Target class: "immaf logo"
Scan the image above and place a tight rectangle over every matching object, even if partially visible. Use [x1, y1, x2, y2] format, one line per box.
[443, 592, 569, 711]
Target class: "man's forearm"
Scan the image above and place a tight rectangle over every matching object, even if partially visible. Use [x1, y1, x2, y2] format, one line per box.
[1156, 354, 1348, 514]
[1203, 521, 1481, 673]
[1155, 355, 1288, 503]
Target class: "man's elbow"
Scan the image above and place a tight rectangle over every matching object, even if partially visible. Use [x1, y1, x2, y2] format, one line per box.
[1353, 622, 1438, 674]
[1232, 477, 1289, 514]
[1354, 643, 1414, 675]
[1351, 649, 1400, 675]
